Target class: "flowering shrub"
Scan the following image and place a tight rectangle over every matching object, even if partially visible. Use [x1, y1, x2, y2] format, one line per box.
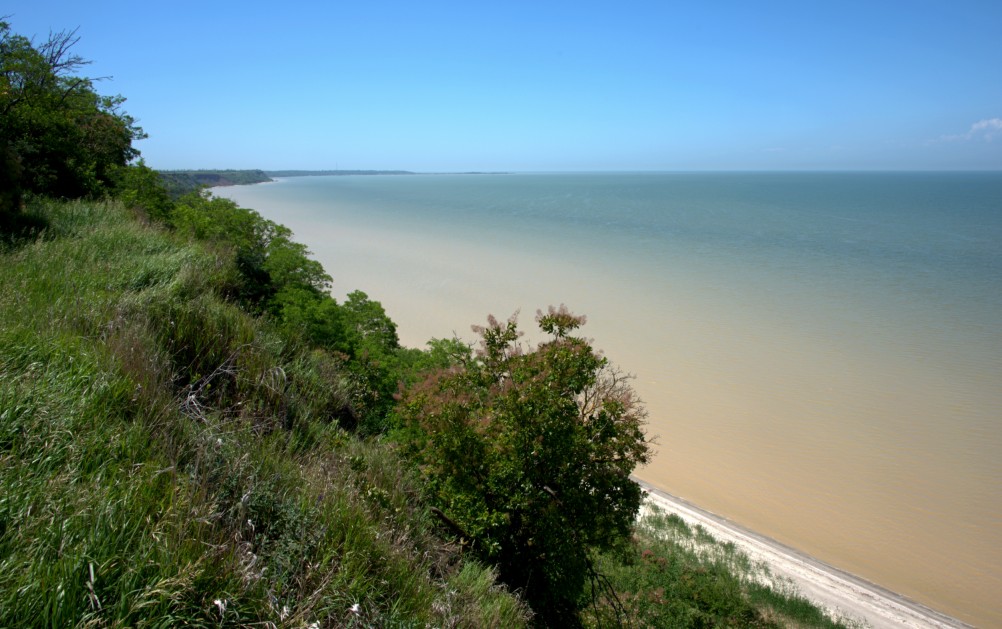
[396, 306, 650, 620]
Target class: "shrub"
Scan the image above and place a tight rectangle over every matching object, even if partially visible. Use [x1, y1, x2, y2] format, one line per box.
[396, 306, 651, 622]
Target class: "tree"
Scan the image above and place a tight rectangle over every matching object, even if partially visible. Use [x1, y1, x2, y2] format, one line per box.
[0, 19, 144, 212]
[340, 290, 400, 353]
[117, 160, 174, 222]
[171, 190, 333, 310]
[395, 306, 651, 622]
[0, 141, 23, 226]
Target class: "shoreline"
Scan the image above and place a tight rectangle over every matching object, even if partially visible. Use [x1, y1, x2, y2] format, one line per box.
[210, 176, 999, 626]
[634, 478, 971, 628]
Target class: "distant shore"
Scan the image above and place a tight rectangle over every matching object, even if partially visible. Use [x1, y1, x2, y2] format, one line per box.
[635, 478, 970, 629]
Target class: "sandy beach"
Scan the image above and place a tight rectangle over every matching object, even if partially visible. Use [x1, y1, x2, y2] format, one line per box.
[636, 479, 970, 629]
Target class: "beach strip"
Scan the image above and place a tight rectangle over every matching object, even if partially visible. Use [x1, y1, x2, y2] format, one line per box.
[634, 478, 971, 629]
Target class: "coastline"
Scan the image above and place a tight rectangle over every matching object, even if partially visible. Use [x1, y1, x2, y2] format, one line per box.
[210, 175, 1000, 626]
[635, 478, 971, 629]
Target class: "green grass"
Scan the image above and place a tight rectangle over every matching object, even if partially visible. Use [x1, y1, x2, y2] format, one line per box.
[584, 506, 862, 628]
[0, 199, 529, 627]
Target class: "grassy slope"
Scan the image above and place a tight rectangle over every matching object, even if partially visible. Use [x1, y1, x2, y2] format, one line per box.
[0, 199, 528, 627]
[586, 508, 860, 628]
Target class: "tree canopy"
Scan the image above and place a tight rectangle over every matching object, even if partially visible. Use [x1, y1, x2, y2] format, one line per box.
[395, 306, 651, 622]
[0, 20, 144, 215]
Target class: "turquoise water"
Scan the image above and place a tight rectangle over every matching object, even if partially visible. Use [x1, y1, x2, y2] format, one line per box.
[217, 172, 1002, 625]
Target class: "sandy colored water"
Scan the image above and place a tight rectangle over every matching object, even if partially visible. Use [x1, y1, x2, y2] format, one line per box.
[216, 177, 1002, 626]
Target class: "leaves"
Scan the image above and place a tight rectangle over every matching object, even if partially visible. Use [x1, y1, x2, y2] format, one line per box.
[396, 307, 651, 619]
[0, 20, 143, 206]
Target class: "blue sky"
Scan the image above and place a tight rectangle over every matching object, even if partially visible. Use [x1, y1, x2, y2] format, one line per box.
[6, 1, 1001, 171]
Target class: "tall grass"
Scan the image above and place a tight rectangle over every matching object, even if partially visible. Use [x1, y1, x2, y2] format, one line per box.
[0, 199, 530, 627]
[583, 506, 862, 628]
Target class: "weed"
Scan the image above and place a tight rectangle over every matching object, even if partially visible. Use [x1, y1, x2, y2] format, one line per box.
[0, 199, 531, 627]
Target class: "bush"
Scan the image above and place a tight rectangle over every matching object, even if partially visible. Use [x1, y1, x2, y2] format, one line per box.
[0, 21, 143, 202]
[396, 306, 651, 622]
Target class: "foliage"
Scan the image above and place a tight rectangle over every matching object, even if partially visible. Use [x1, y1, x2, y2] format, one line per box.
[158, 169, 272, 197]
[0, 197, 531, 627]
[127, 179, 439, 432]
[0, 20, 144, 213]
[170, 189, 331, 312]
[340, 289, 400, 353]
[128, 182, 432, 431]
[584, 506, 858, 628]
[0, 141, 23, 223]
[116, 159, 174, 222]
[396, 307, 651, 622]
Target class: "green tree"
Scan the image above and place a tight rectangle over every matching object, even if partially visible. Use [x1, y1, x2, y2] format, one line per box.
[117, 160, 174, 222]
[0, 20, 144, 211]
[395, 306, 651, 623]
[340, 289, 400, 354]
[171, 190, 333, 311]
[0, 141, 23, 228]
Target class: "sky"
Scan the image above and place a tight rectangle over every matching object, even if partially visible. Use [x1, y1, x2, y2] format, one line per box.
[5, 1, 1002, 171]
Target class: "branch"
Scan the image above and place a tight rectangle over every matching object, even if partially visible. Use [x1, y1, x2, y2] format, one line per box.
[177, 347, 245, 423]
[55, 76, 89, 106]
[430, 507, 474, 548]
[39, 27, 90, 76]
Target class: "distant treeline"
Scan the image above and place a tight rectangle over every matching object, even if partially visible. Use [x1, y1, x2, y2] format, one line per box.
[265, 169, 415, 177]
[158, 169, 272, 196]
[155, 170, 417, 198]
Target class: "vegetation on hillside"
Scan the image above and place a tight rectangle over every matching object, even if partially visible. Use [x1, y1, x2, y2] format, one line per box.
[159, 169, 273, 196]
[0, 18, 856, 627]
[0, 197, 530, 627]
[586, 507, 858, 628]
[395, 309, 651, 624]
[0, 21, 142, 216]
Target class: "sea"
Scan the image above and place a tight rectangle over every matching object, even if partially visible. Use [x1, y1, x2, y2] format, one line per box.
[215, 172, 1002, 626]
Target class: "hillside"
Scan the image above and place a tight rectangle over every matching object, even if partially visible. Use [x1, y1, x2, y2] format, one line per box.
[0, 197, 530, 626]
[1, 18, 854, 627]
[159, 169, 274, 196]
